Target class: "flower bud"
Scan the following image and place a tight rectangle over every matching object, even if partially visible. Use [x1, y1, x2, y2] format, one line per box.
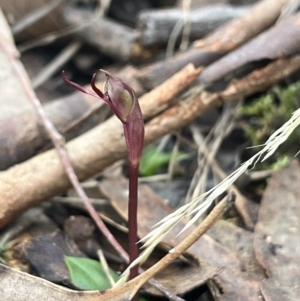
[101, 70, 135, 123]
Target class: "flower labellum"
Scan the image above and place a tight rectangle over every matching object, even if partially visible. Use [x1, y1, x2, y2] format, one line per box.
[95, 69, 144, 169]
[102, 70, 135, 123]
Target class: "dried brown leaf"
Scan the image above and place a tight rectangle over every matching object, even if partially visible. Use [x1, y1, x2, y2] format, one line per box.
[207, 220, 264, 278]
[0, 263, 133, 301]
[254, 160, 300, 301]
[24, 230, 84, 284]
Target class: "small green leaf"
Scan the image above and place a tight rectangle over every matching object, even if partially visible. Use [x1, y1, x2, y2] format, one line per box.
[139, 146, 188, 176]
[65, 256, 119, 290]
[270, 155, 290, 170]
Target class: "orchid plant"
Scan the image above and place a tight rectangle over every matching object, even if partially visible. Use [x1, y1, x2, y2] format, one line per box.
[62, 70, 144, 280]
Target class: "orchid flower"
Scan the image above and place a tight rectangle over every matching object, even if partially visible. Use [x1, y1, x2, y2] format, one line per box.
[62, 70, 145, 280]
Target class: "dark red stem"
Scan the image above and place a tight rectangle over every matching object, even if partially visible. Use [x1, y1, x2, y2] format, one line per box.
[128, 163, 139, 280]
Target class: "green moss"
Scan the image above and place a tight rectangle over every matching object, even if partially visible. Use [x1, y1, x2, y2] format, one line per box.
[240, 81, 300, 169]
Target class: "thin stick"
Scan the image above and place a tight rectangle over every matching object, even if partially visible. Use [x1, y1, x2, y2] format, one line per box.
[179, 0, 192, 52]
[98, 249, 116, 287]
[18, 25, 85, 52]
[32, 40, 82, 89]
[50, 196, 108, 206]
[166, 19, 183, 58]
[12, 0, 63, 35]
[128, 193, 235, 299]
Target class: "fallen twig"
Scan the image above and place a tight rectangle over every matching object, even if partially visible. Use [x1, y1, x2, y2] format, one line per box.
[11, 0, 63, 35]
[199, 11, 300, 83]
[62, 5, 151, 62]
[137, 4, 248, 47]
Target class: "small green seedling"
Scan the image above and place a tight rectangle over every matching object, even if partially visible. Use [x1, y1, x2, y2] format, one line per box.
[65, 257, 119, 291]
[65, 256, 148, 301]
[140, 145, 188, 176]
